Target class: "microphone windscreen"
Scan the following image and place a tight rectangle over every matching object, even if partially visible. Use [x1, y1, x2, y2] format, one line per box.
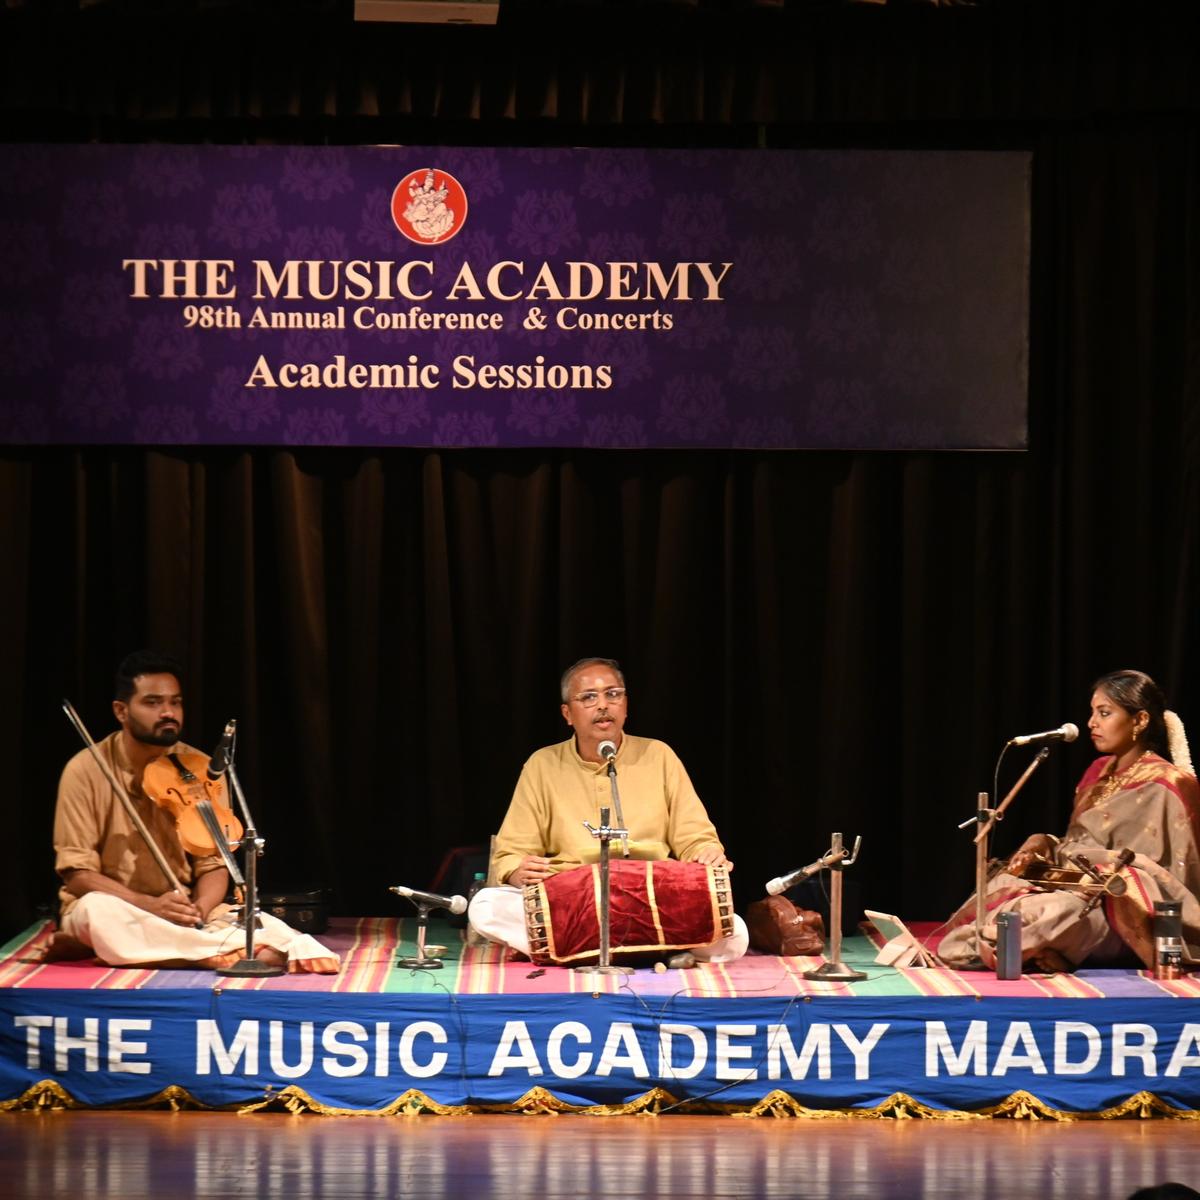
[1062, 723, 1080, 742]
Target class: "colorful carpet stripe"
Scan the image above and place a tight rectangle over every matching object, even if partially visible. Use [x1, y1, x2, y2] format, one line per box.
[1, 917, 1195, 999]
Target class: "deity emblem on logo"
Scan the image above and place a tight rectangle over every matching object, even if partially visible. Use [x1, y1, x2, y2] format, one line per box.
[391, 168, 467, 245]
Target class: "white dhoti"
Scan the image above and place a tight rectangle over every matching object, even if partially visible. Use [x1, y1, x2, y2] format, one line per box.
[469, 885, 750, 963]
[61, 893, 340, 973]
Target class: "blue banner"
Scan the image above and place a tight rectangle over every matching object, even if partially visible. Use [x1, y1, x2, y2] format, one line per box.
[2, 991, 1197, 1112]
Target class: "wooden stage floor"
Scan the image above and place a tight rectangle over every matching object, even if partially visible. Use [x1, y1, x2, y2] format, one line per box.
[1, 1110, 1198, 1199]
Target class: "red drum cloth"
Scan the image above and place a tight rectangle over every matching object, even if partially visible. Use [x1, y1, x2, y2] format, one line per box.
[525, 859, 734, 966]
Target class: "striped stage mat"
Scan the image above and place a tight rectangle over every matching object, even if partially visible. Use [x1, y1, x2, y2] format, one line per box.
[2, 917, 1194, 1001]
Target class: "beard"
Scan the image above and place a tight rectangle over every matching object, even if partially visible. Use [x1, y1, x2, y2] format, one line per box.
[128, 717, 182, 748]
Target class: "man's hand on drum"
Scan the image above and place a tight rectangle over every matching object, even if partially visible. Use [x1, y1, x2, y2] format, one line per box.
[509, 855, 555, 887]
[693, 845, 734, 871]
[1007, 833, 1055, 878]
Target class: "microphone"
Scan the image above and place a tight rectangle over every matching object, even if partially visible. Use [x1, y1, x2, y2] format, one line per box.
[206, 720, 237, 782]
[598, 740, 617, 763]
[765, 855, 835, 896]
[1008, 723, 1080, 748]
[389, 885, 468, 916]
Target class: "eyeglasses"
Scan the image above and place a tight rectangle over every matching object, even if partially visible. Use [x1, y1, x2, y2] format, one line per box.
[570, 687, 627, 707]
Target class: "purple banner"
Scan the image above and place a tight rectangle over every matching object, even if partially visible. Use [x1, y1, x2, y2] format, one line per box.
[0, 145, 1029, 449]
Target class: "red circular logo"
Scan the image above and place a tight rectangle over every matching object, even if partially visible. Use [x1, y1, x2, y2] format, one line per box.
[391, 168, 467, 245]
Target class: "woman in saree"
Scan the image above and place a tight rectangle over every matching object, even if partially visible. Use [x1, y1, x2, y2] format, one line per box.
[941, 669, 1200, 973]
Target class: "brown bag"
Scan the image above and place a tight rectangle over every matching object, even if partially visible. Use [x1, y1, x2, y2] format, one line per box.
[746, 896, 826, 956]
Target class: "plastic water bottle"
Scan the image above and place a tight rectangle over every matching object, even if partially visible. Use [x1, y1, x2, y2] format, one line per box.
[1153, 901, 1183, 980]
[995, 911, 1022, 980]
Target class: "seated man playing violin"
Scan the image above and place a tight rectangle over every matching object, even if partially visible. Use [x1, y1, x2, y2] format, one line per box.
[51, 650, 338, 973]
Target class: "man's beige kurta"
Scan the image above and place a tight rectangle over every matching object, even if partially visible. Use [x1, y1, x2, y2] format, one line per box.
[54, 731, 224, 920]
[490, 733, 725, 885]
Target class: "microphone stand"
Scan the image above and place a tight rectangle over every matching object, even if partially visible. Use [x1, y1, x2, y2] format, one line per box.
[217, 757, 283, 978]
[602, 752, 630, 857]
[576, 805, 633, 977]
[803, 833, 865, 982]
[956, 745, 1050, 957]
[963, 791, 992, 940]
[395, 902, 444, 971]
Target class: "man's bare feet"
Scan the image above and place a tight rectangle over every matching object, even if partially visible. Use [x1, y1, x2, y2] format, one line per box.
[42, 932, 94, 962]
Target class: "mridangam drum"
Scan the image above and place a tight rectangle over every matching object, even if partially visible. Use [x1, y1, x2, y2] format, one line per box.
[524, 858, 734, 966]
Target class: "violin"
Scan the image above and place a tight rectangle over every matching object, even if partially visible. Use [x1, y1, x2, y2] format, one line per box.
[142, 751, 244, 858]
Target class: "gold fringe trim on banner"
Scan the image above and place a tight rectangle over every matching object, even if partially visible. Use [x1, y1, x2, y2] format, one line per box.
[478, 1085, 684, 1116]
[732, 1088, 1200, 1122]
[981, 1090, 1075, 1121]
[0, 1080, 80, 1111]
[731, 1090, 986, 1120]
[235, 1085, 471, 1117]
[0, 1080, 212, 1113]
[1086, 1091, 1199, 1121]
[966, 1089, 1200, 1122]
[3, 1079, 1199, 1120]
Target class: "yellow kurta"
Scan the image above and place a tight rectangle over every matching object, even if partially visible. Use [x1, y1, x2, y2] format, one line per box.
[490, 733, 725, 885]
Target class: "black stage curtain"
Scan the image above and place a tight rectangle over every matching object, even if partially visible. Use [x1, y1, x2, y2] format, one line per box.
[0, 2, 1197, 935]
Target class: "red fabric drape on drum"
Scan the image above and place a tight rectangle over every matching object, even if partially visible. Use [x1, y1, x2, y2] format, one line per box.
[528, 861, 733, 966]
